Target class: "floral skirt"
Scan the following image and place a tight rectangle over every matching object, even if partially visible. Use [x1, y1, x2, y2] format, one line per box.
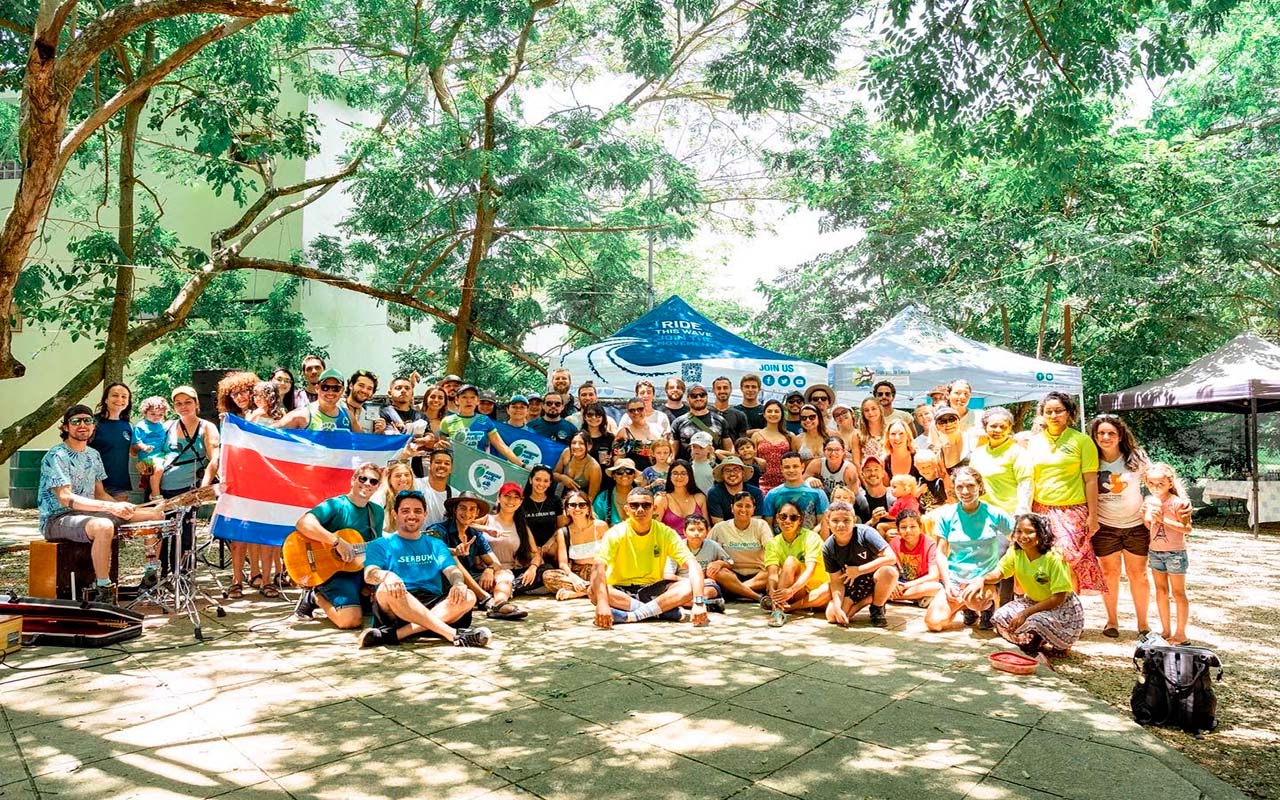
[993, 594, 1084, 652]
[1033, 501, 1106, 594]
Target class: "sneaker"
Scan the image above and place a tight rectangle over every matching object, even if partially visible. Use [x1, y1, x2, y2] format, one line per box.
[978, 609, 994, 630]
[87, 582, 117, 605]
[705, 597, 726, 614]
[358, 626, 397, 648]
[138, 570, 159, 591]
[293, 588, 318, 620]
[768, 609, 787, 628]
[692, 611, 710, 628]
[962, 609, 978, 626]
[869, 604, 888, 628]
[453, 626, 492, 648]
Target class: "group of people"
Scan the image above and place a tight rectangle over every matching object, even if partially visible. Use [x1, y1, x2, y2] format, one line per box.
[36, 359, 1198, 655]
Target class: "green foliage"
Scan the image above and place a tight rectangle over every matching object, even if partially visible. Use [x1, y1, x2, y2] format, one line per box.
[131, 277, 325, 398]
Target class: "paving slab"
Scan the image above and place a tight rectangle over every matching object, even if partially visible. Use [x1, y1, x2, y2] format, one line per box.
[844, 698, 1030, 775]
[273, 737, 509, 800]
[727, 671, 892, 733]
[540, 674, 720, 736]
[760, 734, 983, 799]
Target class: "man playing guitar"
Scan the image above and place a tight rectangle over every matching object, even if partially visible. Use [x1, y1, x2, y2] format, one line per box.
[292, 462, 385, 628]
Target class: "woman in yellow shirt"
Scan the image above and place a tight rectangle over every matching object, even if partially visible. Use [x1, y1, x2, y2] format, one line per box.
[1023, 392, 1105, 593]
[966, 513, 1083, 656]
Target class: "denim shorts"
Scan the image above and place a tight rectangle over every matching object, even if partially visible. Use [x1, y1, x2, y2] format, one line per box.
[1148, 549, 1188, 575]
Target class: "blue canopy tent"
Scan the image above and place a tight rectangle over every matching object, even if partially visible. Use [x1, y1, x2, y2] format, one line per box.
[557, 295, 826, 400]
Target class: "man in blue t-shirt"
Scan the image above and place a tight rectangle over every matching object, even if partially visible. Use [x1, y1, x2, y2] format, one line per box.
[358, 490, 492, 648]
[292, 463, 387, 629]
[440, 384, 523, 465]
[527, 392, 577, 444]
[762, 452, 829, 533]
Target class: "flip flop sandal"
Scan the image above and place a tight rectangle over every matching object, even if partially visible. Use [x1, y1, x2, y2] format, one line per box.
[260, 583, 282, 599]
[1103, 626, 1119, 638]
[487, 602, 529, 621]
[768, 609, 787, 627]
[228, 583, 244, 599]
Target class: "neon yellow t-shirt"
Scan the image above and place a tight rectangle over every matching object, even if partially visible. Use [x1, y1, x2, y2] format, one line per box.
[970, 439, 1028, 515]
[763, 528, 829, 590]
[597, 519, 694, 586]
[998, 547, 1074, 602]
[1027, 427, 1099, 507]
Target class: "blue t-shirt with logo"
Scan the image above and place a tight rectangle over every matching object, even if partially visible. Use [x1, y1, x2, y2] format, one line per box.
[38, 444, 108, 530]
[528, 416, 577, 444]
[364, 532, 455, 594]
[762, 484, 829, 532]
[440, 412, 497, 450]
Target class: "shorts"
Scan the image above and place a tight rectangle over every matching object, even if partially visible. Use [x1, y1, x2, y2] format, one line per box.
[614, 579, 678, 603]
[512, 563, 555, 596]
[373, 588, 473, 633]
[844, 573, 876, 603]
[316, 571, 369, 612]
[43, 511, 119, 544]
[1148, 549, 1188, 575]
[1093, 523, 1150, 557]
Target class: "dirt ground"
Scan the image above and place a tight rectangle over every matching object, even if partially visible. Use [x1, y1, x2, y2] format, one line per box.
[2, 511, 1277, 798]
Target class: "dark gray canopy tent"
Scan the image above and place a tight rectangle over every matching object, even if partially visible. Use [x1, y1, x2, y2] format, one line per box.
[1097, 333, 1280, 536]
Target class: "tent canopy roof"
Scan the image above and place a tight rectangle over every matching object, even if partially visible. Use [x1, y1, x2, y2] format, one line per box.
[557, 295, 824, 399]
[825, 305, 1083, 406]
[1097, 333, 1280, 414]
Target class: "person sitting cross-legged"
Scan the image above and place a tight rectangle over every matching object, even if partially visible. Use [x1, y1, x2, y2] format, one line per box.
[429, 491, 528, 621]
[823, 501, 899, 628]
[706, 491, 773, 602]
[591, 487, 711, 628]
[760, 500, 831, 627]
[358, 490, 492, 648]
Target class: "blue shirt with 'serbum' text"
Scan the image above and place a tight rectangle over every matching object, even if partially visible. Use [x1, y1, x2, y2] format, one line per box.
[363, 533, 454, 594]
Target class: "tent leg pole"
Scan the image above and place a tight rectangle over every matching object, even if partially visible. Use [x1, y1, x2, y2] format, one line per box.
[1079, 392, 1087, 432]
[1252, 398, 1260, 538]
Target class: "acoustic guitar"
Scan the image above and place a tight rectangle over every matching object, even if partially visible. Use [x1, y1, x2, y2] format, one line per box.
[282, 528, 368, 588]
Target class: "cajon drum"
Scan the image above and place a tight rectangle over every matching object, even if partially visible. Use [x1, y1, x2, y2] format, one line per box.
[27, 539, 120, 600]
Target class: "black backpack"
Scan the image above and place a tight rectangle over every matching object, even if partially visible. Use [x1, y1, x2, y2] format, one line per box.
[1130, 642, 1223, 735]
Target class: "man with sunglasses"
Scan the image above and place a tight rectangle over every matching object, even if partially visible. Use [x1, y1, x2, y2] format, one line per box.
[783, 392, 805, 435]
[280, 368, 354, 431]
[872, 380, 916, 433]
[591, 487, 709, 627]
[359, 489, 491, 648]
[38, 405, 167, 603]
[671, 383, 730, 463]
[292, 462, 386, 629]
[528, 392, 577, 445]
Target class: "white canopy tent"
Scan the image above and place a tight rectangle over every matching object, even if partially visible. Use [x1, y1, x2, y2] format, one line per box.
[826, 306, 1084, 408]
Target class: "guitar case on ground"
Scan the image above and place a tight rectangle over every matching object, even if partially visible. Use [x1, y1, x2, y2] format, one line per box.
[0, 594, 144, 648]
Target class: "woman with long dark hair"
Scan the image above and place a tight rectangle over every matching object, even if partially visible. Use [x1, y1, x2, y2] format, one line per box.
[653, 459, 706, 537]
[751, 399, 791, 493]
[271, 367, 298, 413]
[89, 382, 135, 499]
[1089, 413, 1152, 637]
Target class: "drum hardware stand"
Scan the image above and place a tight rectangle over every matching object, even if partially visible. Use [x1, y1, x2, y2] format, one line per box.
[126, 505, 226, 641]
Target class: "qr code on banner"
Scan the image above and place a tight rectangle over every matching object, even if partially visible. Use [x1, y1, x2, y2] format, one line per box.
[682, 362, 703, 384]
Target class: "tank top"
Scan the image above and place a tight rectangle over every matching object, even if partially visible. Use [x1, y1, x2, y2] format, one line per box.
[483, 516, 523, 568]
[305, 402, 352, 432]
[819, 458, 850, 498]
[160, 418, 212, 491]
[754, 437, 789, 492]
[564, 524, 602, 562]
[661, 497, 705, 537]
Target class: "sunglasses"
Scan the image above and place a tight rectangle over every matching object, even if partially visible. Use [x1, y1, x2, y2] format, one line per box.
[355, 475, 380, 486]
[67, 416, 96, 426]
[810, 395, 830, 403]
[834, 411, 852, 418]
[566, 501, 590, 508]
[627, 501, 654, 510]
[544, 402, 563, 407]
[688, 392, 707, 399]
[875, 391, 894, 397]
[938, 418, 959, 425]
[613, 468, 636, 476]
[777, 513, 802, 521]
[786, 398, 802, 404]
[801, 414, 818, 421]
[319, 383, 343, 392]
[627, 407, 645, 413]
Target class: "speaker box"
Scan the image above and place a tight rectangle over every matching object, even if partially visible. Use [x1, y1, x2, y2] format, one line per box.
[28, 539, 120, 600]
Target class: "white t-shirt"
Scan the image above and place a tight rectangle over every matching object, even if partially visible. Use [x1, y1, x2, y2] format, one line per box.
[414, 478, 450, 526]
[709, 517, 774, 573]
[1096, 456, 1145, 528]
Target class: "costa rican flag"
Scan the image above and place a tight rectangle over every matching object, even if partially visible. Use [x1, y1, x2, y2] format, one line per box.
[210, 415, 410, 545]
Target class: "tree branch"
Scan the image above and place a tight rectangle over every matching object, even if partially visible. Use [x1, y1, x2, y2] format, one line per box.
[35, 0, 79, 48]
[0, 18, 32, 37]
[58, 18, 247, 172]
[227, 256, 546, 370]
[55, 0, 295, 100]
[1020, 0, 1080, 94]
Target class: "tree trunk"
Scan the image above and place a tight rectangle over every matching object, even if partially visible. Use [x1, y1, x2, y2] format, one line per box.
[103, 91, 147, 385]
[1036, 280, 1054, 360]
[1062, 303, 1073, 364]
[0, 32, 70, 379]
[445, 194, 493, 376]
[1000, 302, 1010, 348]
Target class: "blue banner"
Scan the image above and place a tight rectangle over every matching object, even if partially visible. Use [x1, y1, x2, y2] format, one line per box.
[493, 420, 567, 469]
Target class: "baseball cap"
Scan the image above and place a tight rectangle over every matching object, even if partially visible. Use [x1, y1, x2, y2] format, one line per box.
[317, 368, 344, 384]
[690, 431, 714, 448]
[861, 454, 883, 468]
[508, 394, 529, 406]
[932, 404, 960, 421]
[171, 385, 199, 401]
[442, 374, 463, 384]
[498, 482, 523, 497]
[785, 391, 804, 402]
[456, 384, 480, 396]
[479, 389, 497, 402]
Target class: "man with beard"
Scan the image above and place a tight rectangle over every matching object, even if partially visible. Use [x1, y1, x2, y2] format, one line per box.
[380, 375, 425, 433]
[670, 384, 730, 462]
[528, 392, 577, 445]
[710, 376, 749, 455]
[344, 369, 386, 434]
